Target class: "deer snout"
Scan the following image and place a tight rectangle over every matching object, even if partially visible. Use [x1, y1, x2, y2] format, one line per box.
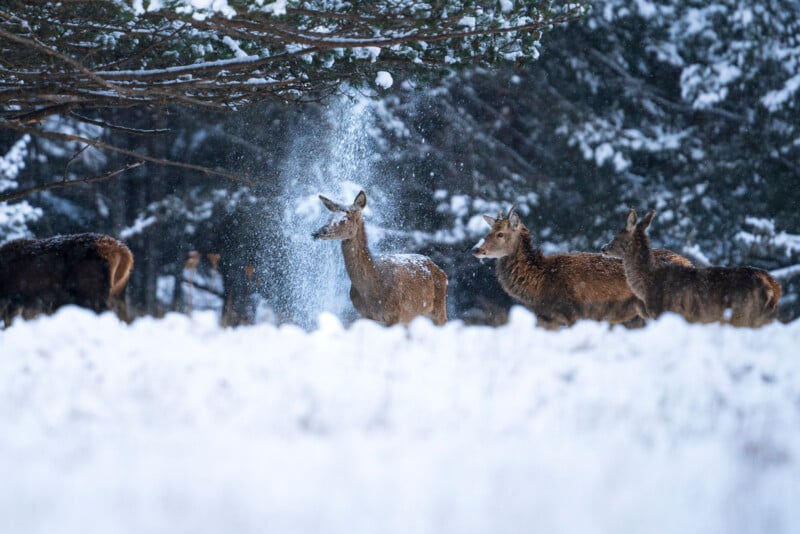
[471, 239, 487, 258]
[601, 241, 620, 257]
[311, 227, 327, 240]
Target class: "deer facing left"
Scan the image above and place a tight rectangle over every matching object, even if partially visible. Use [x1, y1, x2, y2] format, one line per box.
[0, 233, 134, 326]
[312, 190, 447, 326]
[602, 209, 781, 327]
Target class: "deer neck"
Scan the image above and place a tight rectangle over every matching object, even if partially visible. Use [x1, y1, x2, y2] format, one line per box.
[623, 230, 655, 299]
[341, 221, 380, 295]
[497, 227, 546, 291]
[500, 228, 544, 267]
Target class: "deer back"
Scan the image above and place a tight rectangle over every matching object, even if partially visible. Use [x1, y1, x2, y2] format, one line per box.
[362, 253, 447, 325]
[646, 264, 779, 326]
[0, 233, 133, 324]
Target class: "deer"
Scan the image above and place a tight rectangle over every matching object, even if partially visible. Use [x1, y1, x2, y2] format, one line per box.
[471, 206, 692, 330]
[312, 190, 448, 326]
[601, 209, 781, 327]
[0, 233, 134, 326]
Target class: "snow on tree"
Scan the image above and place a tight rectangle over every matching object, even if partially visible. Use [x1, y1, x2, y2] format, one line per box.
[0, 135, 42, 242]
[0, 1, 586, 124]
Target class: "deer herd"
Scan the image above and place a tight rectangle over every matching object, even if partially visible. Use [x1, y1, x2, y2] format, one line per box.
[0, 189, 783, 330]
[314, 191, 781, 330]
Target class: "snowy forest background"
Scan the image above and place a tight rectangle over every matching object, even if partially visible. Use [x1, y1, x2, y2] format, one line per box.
[2, 0, 800, 328]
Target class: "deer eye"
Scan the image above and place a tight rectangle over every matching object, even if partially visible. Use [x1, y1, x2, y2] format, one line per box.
[496, 232, 504, 238]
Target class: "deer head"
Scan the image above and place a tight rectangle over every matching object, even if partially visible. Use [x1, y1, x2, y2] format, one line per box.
[471, 204, 524, 259]
[311, 190, 367, 241]
[601, 208, 655, 258]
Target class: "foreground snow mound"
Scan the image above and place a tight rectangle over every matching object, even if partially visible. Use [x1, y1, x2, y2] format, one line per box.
[1, 306, 799, 534]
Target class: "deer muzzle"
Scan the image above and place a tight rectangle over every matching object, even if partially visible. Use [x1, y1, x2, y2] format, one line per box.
[471, 239, 487, 258]
[600, 241, 619, 257]
[311, 226, 330, 240]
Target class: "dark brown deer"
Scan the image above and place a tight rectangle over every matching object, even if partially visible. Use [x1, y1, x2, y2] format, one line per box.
[0, 233, 133, 326]
[601, 209, 781, 327]
[312, 190, 447, 326]
[471, 206, 692, 329]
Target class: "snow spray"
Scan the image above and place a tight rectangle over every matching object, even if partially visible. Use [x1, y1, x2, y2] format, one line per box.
[278, 96, 392, 329]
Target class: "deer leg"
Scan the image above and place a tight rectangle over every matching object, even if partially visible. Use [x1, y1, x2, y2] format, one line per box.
[1, 301, 12, 328]
[535, 314, 565, 330]
[431, 271, 448, 325]
[620, 316, 647, 329]
[108, 294, 131, 323]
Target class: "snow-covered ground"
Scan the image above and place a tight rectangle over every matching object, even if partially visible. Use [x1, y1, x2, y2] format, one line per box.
[1, 306, 798, 534]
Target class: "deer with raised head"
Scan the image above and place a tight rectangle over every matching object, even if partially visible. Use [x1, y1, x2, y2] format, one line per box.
[471, 206, 692, 329]
[601, 209, 781, 327]
[0, 233, 134, 326]
[312, 190, 447, 326]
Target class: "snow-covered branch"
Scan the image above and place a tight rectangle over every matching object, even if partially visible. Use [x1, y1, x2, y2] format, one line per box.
[0, 1, 586, 119]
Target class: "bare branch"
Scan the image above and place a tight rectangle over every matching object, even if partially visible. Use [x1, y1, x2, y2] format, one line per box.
[69, 112, 171, 135]
[64, 143, 91, 182]
[0, 120, 257, 184]
[0, 161, 144, 203]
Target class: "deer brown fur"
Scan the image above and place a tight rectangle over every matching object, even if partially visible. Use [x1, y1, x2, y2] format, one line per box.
[0, 233, 133, 326]
[471, 207, 691, 329]
[602, 209, 781, 327]
[312, 190, 447, 326]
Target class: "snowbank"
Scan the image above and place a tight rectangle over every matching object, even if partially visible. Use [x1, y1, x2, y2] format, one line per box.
[1, 307, 798, 534]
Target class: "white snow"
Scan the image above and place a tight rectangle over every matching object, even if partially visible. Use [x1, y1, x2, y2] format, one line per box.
[594, 142, 614, 166]
[221, 35, 249, 58]
[468, 216, 490, 236]
[635, 0, 657, 18]
[1, 307, 799, 534]
[256, 0, 287, 16]
[458, 16, 477, 29]
[1, 134, 43, 241]
[0, 135, 30, 191]
[762, 73, 800, 112]
[375, 71, 393, 89]
[681, 243, 711, 266]
[119, 214, 158, 239]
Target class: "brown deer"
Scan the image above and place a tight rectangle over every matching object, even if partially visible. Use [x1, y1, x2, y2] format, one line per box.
[312, 190, 447, 326]
[601, 209, 781, 327]
[0, 233, 133, 326]
[471, 206, 692, 329]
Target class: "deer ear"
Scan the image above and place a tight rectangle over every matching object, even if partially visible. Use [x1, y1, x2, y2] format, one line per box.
[319, 195, 340, 212]
[353, 190, 367, 211]
[625, 209, 638, 231]
[639, 209, 656, 230]
[483, 215, 496, 226]
[509, 210, 521, 230]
